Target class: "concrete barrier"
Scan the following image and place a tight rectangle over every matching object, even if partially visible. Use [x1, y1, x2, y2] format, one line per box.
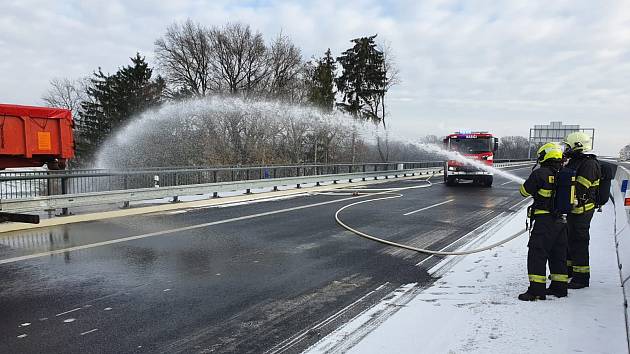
[612, 165, 630, 347]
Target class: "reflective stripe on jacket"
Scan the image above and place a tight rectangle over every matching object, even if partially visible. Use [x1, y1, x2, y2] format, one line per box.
[566, 154, 601, 214]
[520, 163, 560, 216]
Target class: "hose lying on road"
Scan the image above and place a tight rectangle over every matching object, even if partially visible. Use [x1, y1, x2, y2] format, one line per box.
[331, 182, 528, 256]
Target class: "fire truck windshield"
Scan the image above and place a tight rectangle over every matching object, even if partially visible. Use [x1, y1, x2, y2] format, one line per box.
[449, 137, 492, 154]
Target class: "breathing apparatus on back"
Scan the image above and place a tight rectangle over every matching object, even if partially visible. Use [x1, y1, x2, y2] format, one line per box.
[562, 132, 615, 212]
[532, 143, 576, 224]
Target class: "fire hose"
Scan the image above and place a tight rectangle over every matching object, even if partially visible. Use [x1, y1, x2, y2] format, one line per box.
[331, 180, 529, 256]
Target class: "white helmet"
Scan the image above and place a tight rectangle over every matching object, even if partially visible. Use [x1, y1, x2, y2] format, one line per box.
[563, 132, 592, 152]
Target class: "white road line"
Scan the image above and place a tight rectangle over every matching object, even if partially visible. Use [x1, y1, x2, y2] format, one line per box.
[0, 184, 432, 265]
[268, 282, 389, 354]
[80, 328, 98, 336]
[501, 180, 513, 185]
[414, 197, 530, 267]
[55, 307, 82, 317]
[403, 199, 454, 216]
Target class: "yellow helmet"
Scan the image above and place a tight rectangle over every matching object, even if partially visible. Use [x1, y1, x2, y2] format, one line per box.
[563, 132, 592, 152]
[537, 142, 563, 163]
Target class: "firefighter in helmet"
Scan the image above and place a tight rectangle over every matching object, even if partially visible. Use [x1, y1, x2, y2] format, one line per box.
[518, 142, 569, 301]
[563, 132, 601, 289]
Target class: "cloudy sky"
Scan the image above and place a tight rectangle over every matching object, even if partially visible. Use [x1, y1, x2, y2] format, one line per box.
[1, 0, 629, 155]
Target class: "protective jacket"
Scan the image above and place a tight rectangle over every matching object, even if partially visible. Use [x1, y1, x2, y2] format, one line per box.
[519, 161, 562, 216]
[565, 153, 601, 214]
[518, 159, 568, 298]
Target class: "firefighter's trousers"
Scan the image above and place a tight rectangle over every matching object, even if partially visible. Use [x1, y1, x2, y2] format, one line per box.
[527, 215, 568, 296]
[568, 211, 595, 285]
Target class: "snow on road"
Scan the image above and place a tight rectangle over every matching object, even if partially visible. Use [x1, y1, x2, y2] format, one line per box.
[308, 203, 627, 354]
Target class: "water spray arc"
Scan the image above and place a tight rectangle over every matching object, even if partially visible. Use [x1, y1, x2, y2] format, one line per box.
[95, 96, 531, 257]
[411, 143, 526, 185]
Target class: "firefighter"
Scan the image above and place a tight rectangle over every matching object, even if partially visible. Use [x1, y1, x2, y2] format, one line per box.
[518, 143, 568, 301]
[563, 132, 601, 289]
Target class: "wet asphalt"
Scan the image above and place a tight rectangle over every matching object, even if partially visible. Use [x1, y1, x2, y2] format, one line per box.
[0, 167, 531, 353]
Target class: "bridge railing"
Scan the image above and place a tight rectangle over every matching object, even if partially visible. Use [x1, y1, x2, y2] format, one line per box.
[0, 159, 534, 215]
[0, 161, 452, 200]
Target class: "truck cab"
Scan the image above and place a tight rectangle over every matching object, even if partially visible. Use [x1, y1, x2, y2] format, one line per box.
[443, 132, 498, 187]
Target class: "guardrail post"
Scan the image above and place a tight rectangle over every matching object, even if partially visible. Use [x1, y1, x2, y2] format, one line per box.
[61, 176, 69, 216]
[213, 170, 218, 183]
[46, 171, 52, 196]
[296, 167, 300, 177]
[246, 169, 250, 180]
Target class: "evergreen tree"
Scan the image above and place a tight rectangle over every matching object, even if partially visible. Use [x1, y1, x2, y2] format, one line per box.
[77, 53, 165, 164]
[335, 35, 387, 125]
[308, 49, 336, 111]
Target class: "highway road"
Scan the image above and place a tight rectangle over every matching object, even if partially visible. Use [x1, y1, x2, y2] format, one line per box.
[0, 166, 532, 353]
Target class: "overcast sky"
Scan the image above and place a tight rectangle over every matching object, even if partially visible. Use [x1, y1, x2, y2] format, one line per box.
[1, 0, 628, 155]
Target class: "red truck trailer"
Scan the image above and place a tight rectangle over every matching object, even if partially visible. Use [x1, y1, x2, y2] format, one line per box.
[0, 104, 74, 170]
[443, 131, 498, 187]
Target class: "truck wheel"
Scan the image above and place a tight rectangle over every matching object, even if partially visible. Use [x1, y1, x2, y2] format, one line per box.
[47, 159, 66, 170]
[483, 176, 493, 187]
[445, 176, 457, 186]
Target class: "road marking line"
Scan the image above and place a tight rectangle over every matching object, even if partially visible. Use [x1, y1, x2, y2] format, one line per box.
[0, 173, 436, 234]
[55, 307, 82, 317]
[403, 199, 454, 216]
[501, 180, 513, 185]
[0, 186, 421, 265]
[80, 328, 98, 336]
[268, 282, 389, 354]
[414, 197, 530, 267]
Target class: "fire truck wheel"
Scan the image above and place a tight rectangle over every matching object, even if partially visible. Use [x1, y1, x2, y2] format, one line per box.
[483, 176, 493, 187]
[445, 176, 457, 186]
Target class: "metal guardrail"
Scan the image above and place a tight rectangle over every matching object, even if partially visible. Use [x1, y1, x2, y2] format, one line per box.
[0, 167, 442, 213]
[0, 162, 445, 200]
[0, 160, 534, 214]
[0, 159, 532, 200]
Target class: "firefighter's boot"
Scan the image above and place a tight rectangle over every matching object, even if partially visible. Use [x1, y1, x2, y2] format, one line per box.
[568, 281, 589, 289]
[546, 285, 568, 298]
[518, 291, 546, 301]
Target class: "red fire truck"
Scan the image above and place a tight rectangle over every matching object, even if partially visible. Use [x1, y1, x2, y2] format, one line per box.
[443, 132, 498, 187]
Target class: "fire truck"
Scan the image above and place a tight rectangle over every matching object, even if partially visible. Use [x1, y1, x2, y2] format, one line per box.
[443, 131, 498, 187]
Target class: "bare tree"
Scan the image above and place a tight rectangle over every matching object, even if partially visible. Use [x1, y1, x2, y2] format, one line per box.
[378, 41, 400, 130]
[208, 23, 268, 96]
[154, 19, 212, 96]
[496, 136, 529, 159]
[373, 42, 401, 162]
[266, 33, 303, 101]
[42, 78, 87, 114]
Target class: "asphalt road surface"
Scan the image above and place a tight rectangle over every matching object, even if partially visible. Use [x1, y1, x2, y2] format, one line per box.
[0, 166, 531, 353]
